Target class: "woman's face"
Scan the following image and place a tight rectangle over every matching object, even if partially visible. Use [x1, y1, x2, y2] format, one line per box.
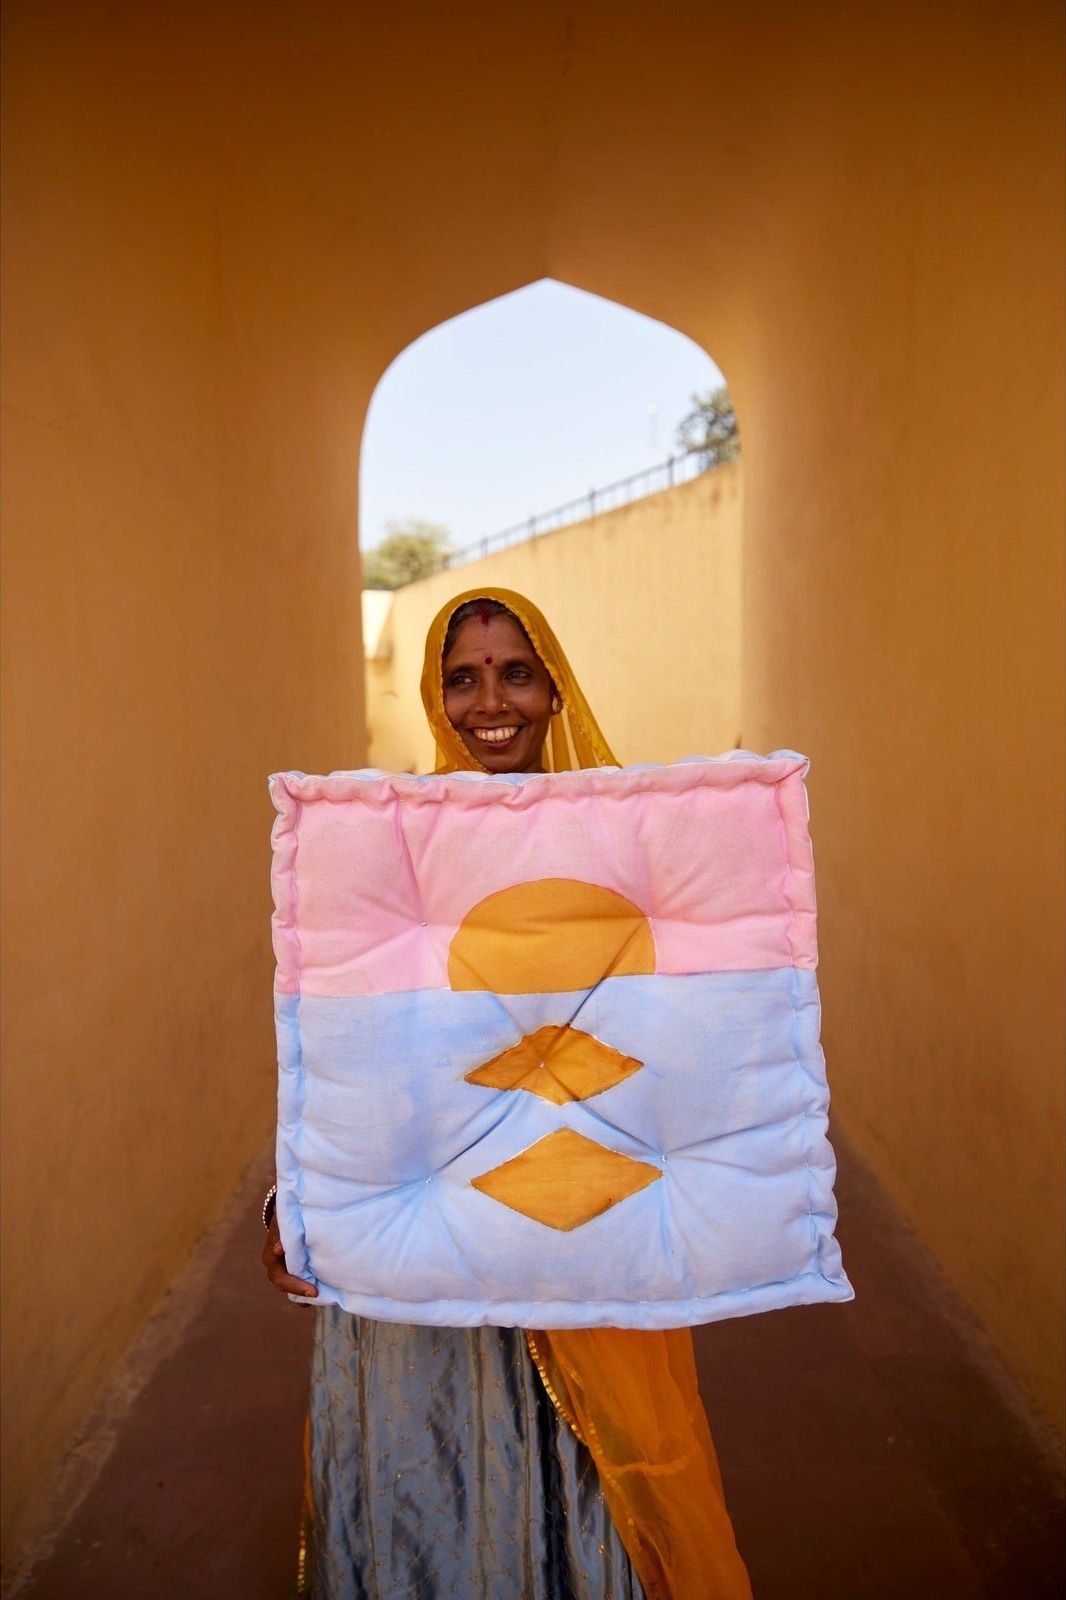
[442, 613, 555, 773]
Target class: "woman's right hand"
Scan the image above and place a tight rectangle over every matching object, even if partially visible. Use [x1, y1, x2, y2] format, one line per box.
[261, 1215, 318, 1299]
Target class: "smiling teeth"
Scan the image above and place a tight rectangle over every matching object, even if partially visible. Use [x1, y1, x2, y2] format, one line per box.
[474, 727, 519, 743]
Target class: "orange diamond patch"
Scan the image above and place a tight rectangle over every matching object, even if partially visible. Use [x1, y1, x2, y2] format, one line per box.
[464, 1024, 643, 1106]
[471, 1128, 661, 1231]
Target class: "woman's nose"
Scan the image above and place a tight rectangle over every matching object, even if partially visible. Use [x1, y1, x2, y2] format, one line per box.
[476, 673, 507, 713]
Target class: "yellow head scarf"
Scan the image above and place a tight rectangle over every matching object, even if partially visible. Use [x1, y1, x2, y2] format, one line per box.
[419, 587, 753, 1600]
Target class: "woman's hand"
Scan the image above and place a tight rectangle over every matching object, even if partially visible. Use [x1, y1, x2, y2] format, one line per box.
[261, 1215, 318, 1299]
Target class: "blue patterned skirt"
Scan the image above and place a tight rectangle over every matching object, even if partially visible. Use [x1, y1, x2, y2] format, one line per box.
[304, 1307, 644, 1600]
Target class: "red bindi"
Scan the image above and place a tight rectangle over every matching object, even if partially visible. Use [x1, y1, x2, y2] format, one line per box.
[483, 654, 493, 664]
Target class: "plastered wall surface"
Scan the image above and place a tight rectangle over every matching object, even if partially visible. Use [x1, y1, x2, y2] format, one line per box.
[364, 468, 743, 775]
[3, 0, 1062, 1565]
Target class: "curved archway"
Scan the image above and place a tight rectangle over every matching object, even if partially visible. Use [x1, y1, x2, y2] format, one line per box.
[357, 278, 742, 771]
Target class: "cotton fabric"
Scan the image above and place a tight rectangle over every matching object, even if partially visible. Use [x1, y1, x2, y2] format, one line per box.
[269, 760, 851, 1331]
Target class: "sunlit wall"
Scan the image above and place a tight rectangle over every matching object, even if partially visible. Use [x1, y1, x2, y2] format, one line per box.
[364, 467, 743, 774]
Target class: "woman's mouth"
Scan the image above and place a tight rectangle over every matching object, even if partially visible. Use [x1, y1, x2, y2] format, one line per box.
[471, 726, 521, 746]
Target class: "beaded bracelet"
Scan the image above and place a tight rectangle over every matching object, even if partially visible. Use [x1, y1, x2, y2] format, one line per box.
[262, 1182, 278, 1231]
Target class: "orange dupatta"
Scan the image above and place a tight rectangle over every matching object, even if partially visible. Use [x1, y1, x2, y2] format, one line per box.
[420, 587, 753, 1600]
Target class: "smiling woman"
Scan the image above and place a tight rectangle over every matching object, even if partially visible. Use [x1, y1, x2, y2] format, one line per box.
[265, 587, 753, 1600]
[428, 590, 752, 1599]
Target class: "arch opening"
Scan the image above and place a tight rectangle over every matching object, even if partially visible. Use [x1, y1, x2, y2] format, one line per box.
[357, 278, 744, 773]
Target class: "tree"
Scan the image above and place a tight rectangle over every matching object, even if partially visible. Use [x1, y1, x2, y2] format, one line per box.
[675, 386, 740, 470]
[362, 519, 452, 589]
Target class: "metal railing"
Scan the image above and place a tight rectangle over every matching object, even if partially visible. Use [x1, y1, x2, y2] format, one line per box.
[434, 449, 713, 577]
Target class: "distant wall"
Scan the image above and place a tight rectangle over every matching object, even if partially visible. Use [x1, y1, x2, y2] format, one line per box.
[364, 466, 743, 774]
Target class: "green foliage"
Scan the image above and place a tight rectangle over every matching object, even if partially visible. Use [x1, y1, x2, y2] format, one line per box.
[675, 386, 741, 470]
[362, 519, 452, 589]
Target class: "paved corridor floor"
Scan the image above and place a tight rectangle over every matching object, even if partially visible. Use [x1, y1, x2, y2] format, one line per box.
[12, 1135, 1064, 1600]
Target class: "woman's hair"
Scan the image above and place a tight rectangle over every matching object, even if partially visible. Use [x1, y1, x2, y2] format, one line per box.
[442, 597, 531, 660]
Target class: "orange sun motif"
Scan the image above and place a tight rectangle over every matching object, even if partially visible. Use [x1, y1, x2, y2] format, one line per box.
[448, 878, 656, 994]
[452, 878, 660, 1231]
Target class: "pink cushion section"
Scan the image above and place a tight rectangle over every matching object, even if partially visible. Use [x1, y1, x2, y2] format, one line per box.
[270, 758, 817, 998]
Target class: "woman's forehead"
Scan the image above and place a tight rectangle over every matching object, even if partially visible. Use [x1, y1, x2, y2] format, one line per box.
[444, 612, 538, 660]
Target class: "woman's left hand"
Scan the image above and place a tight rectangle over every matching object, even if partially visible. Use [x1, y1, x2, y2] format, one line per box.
[261, 1215, 319, 1300]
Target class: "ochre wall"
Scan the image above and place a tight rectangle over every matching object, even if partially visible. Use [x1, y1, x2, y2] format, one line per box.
[364, 468, 743, 775]
[3, 0, 1062, 1566]
[0, 2, 375, 1560]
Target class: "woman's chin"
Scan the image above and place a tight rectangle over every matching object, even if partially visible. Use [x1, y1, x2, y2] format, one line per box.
[464, 731, 538, 772]
[474, 745, 522, 771]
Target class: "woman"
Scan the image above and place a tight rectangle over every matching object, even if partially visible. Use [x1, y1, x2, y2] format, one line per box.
[263, 588, 753, 1600]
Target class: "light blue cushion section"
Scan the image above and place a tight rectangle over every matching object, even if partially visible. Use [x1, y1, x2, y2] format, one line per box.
[275, 969, 853, 1328]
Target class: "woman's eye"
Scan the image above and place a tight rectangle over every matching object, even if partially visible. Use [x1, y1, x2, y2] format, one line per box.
[506, 668, 531, 681]
[447, 673, 474, 688]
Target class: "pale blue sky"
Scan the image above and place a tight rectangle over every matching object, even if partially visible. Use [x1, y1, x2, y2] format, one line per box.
[358, 280, 724, 553]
